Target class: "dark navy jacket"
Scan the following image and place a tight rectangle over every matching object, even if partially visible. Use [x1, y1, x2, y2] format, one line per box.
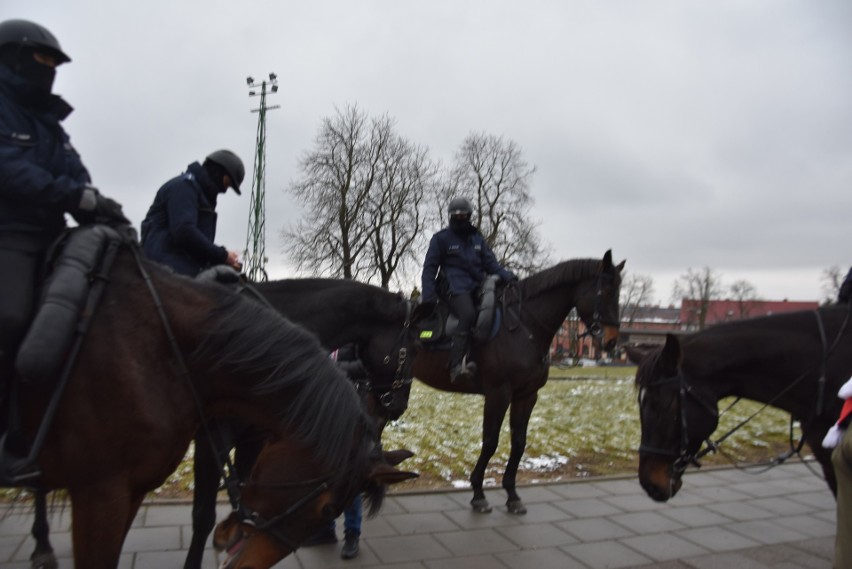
[140, 162, 227, 276]
[421, 226, 514, 303]
[0, 65, 90, 244]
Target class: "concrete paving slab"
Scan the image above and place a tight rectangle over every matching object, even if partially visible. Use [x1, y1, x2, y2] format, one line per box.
[0, 461, 837, 569]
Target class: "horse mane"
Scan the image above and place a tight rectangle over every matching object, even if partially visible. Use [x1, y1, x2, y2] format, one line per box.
[633, 305, 850, 389]
[190, 289, 378, 505]
[520, 258, 601, 299]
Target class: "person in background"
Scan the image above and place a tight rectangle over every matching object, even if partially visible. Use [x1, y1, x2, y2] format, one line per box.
[825, 281, 852, 568]
[0, 19, 128, 435]
[303, 342, 365, 559]
[420, 197, 516, 382]
[140, 150, 244, 276]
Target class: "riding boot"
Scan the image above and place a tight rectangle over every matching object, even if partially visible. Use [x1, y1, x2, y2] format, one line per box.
[449, 332, 476, 383]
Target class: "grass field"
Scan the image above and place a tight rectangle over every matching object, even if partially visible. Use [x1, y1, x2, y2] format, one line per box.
[380, 365, 798, 490]
[7, 365, 798, 500]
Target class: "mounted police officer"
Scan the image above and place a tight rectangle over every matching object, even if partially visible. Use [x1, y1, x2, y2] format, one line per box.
[140, 150, 244, 276]
[420, 197, 516, 382]
[0, 19, 128, 420]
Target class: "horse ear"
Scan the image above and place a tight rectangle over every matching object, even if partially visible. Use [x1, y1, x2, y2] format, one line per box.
[660, 334, 682, 375]
[602, 249, 613, 267]
[383, 449, 415, 467]
[616, 260, 626, 272]
[369, 462, 419, 486]
[624, 344, 651, 364]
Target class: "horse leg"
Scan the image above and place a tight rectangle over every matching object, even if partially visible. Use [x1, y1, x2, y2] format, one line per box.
[30, 490, 57, 569]
[502, 393, 538, 515]
[68, 483, 141, 569]
[469, 392, 511, 513]
[184, 431, 224, 569]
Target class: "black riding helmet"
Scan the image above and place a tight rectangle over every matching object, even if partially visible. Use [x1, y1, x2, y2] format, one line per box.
[0, 19, 70, 64]
[447, 197, 473, 220]
[205, 149, 245, 194]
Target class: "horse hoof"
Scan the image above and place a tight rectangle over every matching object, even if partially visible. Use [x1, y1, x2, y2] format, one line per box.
[31, 552, 58, 569]
[470, 498, 493, 513]
[506, 499, 527, 515]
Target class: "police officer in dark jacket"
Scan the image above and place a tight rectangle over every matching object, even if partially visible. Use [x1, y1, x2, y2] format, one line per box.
[140, 150, 244, 276]
[0, 19, 127, 408]
[421, 197, 516, 382]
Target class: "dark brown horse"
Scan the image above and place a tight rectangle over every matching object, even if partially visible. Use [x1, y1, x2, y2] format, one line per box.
[8, 242, 415, 568]
[412, 250, 624, 514]
[183, 277, 416, 569]
[627, 304, 852, 503]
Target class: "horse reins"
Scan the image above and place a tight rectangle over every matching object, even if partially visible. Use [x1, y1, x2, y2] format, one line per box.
[130, 246, 248, 515]
[640, 305, 851, 475]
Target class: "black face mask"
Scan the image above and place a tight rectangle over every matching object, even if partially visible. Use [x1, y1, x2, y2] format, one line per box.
[1, 47, 56, 96]
[449, 217, 473, 234]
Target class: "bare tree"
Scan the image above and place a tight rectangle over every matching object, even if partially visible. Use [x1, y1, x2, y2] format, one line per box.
[619, 273, 655, 325]
[729, 279, 763, 318]
[821, 265, 844, 304]
[443, 132, 547, 275]
[283, 105, 391, 280]
[673, 267, 724, 330]
[365, 137, 438, 289]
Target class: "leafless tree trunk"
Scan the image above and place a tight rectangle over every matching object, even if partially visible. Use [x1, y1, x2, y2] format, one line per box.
[620, 273, 655, 325]
[283, 105, 392, 280]
[822, 265, 844, 304]
[673, 267, 724, 330]
[366, 137, 437, 289]
[283, 104, 435, 288]
[729, 279, 763, 318]
[444, 132, 547, 275]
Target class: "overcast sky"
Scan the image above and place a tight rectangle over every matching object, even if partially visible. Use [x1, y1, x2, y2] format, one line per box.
[7, 1, 851, 304]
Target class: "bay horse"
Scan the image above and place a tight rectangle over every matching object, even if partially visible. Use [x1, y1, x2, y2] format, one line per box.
[9, 239, 415, 568]
[411, 250, 624, 514]
[182, 277, 416, 569]
[627, 304, 852, 503]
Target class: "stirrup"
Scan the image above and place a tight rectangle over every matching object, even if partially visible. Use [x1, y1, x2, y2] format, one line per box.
[0, 434, 42, 486]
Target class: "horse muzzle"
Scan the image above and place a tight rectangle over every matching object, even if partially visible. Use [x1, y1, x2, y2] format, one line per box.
[638, 455, 682, 502]
[214, 514, 291, 569]
[601, 324, 619, 351]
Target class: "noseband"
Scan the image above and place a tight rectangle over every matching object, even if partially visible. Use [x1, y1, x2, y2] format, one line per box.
[235, 475, 333, 551]
[638, 372, 719, 475]
[579, 272, 618, 339]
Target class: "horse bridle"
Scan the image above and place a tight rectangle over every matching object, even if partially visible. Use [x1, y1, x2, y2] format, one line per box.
[233, 474, 334, 551]
[637, 372, 721, 475]
[370, 299, 415, 414]
[639, 307, 851, 476]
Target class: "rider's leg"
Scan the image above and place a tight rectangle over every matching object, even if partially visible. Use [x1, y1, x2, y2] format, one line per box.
[0, 243, 40, 435]
[447, 293, 476, 382]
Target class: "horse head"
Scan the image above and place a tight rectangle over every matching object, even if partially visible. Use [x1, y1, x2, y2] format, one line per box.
[213, 435, 417, 568]
[629, 334, 719, 502]
[576, 250, 625, 351]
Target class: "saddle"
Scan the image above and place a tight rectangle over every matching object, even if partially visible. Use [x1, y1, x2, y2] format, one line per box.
[2, 225, 124, 485]
[418, 275, 501, 347]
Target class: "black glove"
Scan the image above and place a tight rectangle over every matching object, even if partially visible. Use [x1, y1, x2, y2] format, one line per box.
[73, 186, 130, 226]
[503, 272, 519, 284]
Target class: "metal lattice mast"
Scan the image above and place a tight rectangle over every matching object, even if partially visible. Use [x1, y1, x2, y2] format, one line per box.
[243, 73, 279, 282]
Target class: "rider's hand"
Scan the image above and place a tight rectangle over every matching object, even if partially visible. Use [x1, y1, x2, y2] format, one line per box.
[226, 250, 242, 271]
[73, 185, 130, 226]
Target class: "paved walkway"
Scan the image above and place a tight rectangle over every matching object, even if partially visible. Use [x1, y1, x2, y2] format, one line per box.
[0, 461, 837, 568]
